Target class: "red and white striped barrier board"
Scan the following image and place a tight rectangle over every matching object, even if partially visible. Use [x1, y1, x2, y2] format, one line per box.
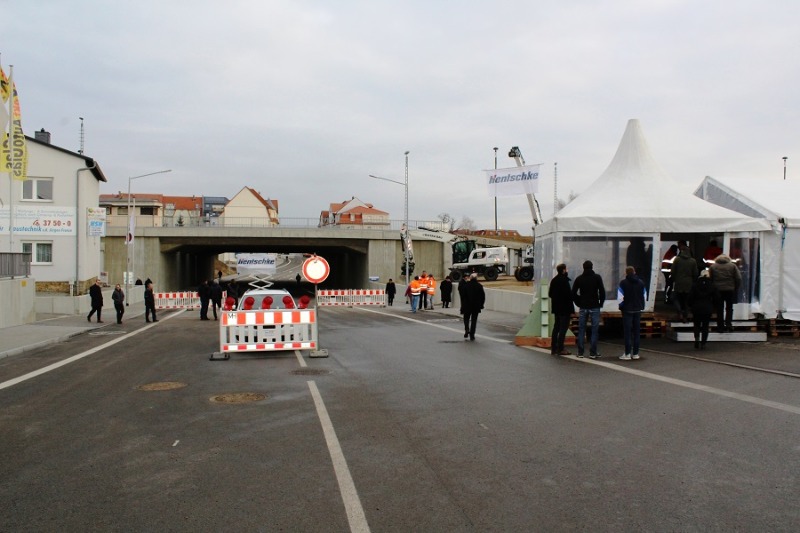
[155, 291, 227, 310]
[317, 289, 386, 307]
[219, 309, 317, 353]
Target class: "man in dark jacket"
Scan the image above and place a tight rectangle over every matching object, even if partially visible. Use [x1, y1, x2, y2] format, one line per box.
[462, 273, 486, 341]
[671, 245, 698, 322]
[689, 269, 717, 348]
[618, 266, 647, 360]
[198, 280, 211, 320]
[385, 278, 396, 306]
[144, 281, 157, 322]
[210, 279, 223, 320]
[571, 260, 606, 358]
[112, 283, 125, 324]
[548, 263, 574, 355]
[87, 279, 104, 323]
[709, 254, 741, 332]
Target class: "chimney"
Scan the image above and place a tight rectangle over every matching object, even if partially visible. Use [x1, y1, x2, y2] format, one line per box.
[35, 128, 51, 144]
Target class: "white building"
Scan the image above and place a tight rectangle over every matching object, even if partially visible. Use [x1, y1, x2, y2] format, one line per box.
[0, 130, 108, 294]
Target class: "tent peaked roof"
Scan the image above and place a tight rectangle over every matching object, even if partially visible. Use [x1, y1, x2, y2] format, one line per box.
[538, 119, 770, 234]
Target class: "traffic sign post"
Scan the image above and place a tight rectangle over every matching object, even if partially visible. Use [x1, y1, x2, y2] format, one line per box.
[303, 256, 330, 357]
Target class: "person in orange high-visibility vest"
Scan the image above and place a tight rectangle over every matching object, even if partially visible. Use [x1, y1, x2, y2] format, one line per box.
[409, 276, 422, 313]
[426, 275, 436, 309]
[418, 271, 429, 311]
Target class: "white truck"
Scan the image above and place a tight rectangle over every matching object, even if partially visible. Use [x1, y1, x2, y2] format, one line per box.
[409, 228, 509, 282]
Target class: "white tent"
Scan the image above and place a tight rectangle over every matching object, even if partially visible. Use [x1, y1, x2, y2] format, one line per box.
[535, 119, 771, 313]
[695, 176, 800, 320]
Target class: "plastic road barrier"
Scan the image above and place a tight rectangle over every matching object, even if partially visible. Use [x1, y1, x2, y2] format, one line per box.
[155, 291, 227, 310]
[218, 309, 317, 354]
[317, 289, 386, 307]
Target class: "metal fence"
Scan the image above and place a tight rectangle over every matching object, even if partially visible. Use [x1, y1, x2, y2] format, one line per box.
[0, 252, 31, 279]
[105, 215, 444, 231]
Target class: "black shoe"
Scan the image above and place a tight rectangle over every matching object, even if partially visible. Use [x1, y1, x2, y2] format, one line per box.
[589, 353, 600, 359]
[153, 319, 158, 322]
[577, 352, 585, 358]
[464, 332, 469, 338]
[146, 320, 151, 323]
[700, 343, 707, 350]
[726, 326, 734, 332]
[87, 316, 91, 322]
[470, 336, 475, 341]
[694, 340, 700, 349]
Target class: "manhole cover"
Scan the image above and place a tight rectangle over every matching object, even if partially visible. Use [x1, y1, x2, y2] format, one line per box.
[137, 381, 188, 391]
[291, 368, 331, 376]
[209, 392, 267, 404]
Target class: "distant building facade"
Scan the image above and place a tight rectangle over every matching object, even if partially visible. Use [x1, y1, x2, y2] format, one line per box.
[319, 197, 389, 229]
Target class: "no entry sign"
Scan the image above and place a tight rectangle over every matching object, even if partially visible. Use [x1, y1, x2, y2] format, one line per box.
[302, 255, 330, 284]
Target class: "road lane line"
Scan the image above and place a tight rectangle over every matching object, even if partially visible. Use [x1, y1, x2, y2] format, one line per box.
[354, 307, 507, 343]
[0, 310, 186, 391]
[307, 381, 370, 533]
[295, 350, 308, 367]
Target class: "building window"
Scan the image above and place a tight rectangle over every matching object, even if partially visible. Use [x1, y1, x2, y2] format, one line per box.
[140, 207, 156, 216]
[118, 206, 128, 215]
[22, 177, 54, 201]
[22, 241, 53, 264]
[105, 206, 113, 215]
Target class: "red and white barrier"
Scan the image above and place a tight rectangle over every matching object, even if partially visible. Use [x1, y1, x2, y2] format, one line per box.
[317, 289, 386, 307]
[219, 309, 317, 353]
[155, 291, 227, 310]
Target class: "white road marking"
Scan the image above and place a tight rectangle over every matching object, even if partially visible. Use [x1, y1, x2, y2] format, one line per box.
[295, 350, 308, 367]
[0, 310, 186, 391]
[307, 381, 370, 533]
[172, 440, 180, 447]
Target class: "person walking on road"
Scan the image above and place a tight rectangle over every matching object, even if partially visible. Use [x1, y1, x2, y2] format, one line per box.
[112, 284, 125, 324]
[87, 279, 104, 323]
[210, 279, 223, 320]
[549, 263, 574, 356]
[462, 273, 485, 341]
[689, 269, 717, 349]
[385, 278, 396, 306]
[709, 254, 741, 333]
[572, 260, 606, 358]
[671, 244, 698, 322]
[440, 276, 453, 309]
[617, 266, 647, 360]
[144, 281, 158, 322]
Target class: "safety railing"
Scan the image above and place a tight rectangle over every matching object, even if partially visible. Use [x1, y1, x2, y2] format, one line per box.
[0, 252, 31, 279]
[219, 309, 317, 353]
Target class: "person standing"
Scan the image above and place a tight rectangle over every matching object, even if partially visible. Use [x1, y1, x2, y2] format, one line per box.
[709, 254, 742, 333]
[418, 271, 429, 311]
[385, 278, 396, 306]
[440, 276, 453, 309]
[549, 264, 574, 356]
[462, 273, 485, 341]
[210, 279, 223, 320]
[617, 266, 647, 360]
[87, 279, 104, 323]
[112, 283, 125, 324]
[198, 280, 211, 320]
[144, 281, 157, 322]
[426, 275, 436, 309]
[571, 260, 606, 358]
[671, 244, 698, 322]
[409, 276, 421, 313]
[226, 281, 239, 310]
[661, 244, 679, 304]
[689, 270, 717, 349]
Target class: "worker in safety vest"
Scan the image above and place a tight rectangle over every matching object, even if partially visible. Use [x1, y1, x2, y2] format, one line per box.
[703, 239, 723, 268]
[426, 275, 436, 309]
[419, 271, 429, 311]
[409, 276, 422, 313]
[661, 244, 679, 304]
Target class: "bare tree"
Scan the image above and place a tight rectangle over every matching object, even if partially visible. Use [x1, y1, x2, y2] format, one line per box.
[456, 216, 476, 231]
[555, 190, 578, 211]
[437, 212, 456, 232]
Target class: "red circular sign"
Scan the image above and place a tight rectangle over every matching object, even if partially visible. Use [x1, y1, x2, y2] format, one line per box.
[302, 256, 330, 284]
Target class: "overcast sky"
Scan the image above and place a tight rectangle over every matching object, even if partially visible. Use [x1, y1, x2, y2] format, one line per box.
[3, 1, 798, 232]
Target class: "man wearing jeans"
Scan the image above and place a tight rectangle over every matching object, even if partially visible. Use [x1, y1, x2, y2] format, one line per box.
[571, 260, 606, 358]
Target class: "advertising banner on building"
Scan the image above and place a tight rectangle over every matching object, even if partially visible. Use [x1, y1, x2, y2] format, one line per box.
[236, 253, 277, 275]
[485, 164, 541, 197]
[87, 207, 106, 237]
[0, 205, 76, 235]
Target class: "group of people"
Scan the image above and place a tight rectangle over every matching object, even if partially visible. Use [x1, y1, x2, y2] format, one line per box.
[401, 271, 455, 312]
[87, 277, 157, 325]
[197, 279, 225, 320]
[549, 241, 743, 360]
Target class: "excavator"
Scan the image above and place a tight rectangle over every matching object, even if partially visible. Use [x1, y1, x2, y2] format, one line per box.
[407, 227, 509, 282]
[507, 146, 542, 282]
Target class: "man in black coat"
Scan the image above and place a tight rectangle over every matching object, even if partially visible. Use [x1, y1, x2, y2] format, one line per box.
[571, 260, 606, 358]
[87, 279, 104, 323]
[210, 279, 223, 320]
[548, 263, 574, 355]
[198, 280, 211, 320]
[462, 273, 486, 341]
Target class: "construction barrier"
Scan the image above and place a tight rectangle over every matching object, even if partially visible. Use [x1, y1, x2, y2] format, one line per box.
[317, 289, 386, 307]
[218, 309, 317, 353]
[155, 291, 227, 310]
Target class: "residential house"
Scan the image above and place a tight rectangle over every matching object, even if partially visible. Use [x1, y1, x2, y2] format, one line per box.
[1, 130, 107, 293]
[100, 192, 165, 228]
[318, 197, 389, 229]
[221, 187, 279, 227]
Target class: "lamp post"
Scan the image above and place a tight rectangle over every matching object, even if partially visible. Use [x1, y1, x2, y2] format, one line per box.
[493, 147, 498, 231]
[369, 151, 410, 290]
[783, 156, 788, 180]
[125, 169, 172, 304]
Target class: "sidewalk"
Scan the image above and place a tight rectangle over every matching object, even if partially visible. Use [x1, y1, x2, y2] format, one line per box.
[0, 309, 146, 360]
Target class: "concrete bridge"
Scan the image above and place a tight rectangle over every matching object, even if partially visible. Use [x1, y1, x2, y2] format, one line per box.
[103, 226, 524, 291]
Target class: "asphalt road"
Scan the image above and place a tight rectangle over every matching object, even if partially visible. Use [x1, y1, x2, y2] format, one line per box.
[1, 306, 799, 532]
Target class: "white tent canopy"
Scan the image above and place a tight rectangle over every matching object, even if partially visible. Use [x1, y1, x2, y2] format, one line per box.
[537, 119, 771, 235]
[696, 176, 800, 320]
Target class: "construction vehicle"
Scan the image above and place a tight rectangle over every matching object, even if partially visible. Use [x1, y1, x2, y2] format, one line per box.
[408, 228, 509, 282]
[507, 146, 542, 282]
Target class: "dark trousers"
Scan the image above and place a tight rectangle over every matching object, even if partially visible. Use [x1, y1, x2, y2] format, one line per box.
[88, 306, 102, 322]
[463, 310, 479, 338]
[674, 292, 690, 319]
[145, 304, 157, 322]
[693, 313, 712, 345]
[212, 300, 221, 320]
[623, 311, 642, 356]
[421, 293, 428, 310]
[200, 299, 210, 319]
[388, 294, 394, 306]
[115, 303, 124, 324]
[551, 314, 570, 354]
[716, 290, 735, 330]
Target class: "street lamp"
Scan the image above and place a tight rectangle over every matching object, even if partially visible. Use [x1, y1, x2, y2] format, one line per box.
[125, 169, 172, 303]
[783, 156, 788, 180]
[493, 147, 499, 231]
[369, 151, 410, 290]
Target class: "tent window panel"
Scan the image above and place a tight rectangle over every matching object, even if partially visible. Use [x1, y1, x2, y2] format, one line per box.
[563, 236, 654, 302]
[729, 237, 760, 305]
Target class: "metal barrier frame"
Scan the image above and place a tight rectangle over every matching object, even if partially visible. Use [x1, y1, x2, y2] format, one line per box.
[218, 309, 317, 354]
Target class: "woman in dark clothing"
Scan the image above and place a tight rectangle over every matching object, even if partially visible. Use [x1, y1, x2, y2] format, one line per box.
[688, 270, 717, 349]
[439, 276, 453, 308]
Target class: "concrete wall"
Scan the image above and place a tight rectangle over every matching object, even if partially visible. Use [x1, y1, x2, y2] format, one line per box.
[0, 278, 36, 327]
[35, 285, 146, 315]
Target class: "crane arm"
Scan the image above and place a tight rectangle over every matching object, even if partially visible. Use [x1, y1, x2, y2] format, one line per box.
[508, 146, 542, 226]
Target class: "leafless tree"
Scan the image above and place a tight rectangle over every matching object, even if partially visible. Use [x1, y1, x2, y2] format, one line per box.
[437, 212, 456, 231]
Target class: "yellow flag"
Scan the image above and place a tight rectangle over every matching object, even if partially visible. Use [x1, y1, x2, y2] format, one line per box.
[1, 73, 28, 181]
[0, 66, 9, 131]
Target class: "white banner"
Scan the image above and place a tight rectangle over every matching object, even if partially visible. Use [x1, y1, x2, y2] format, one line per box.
[485, 164, 541, 197]
[0, 205, 76, 235]
[236, 253, 277, 275]
[87, 207, 106, 237]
